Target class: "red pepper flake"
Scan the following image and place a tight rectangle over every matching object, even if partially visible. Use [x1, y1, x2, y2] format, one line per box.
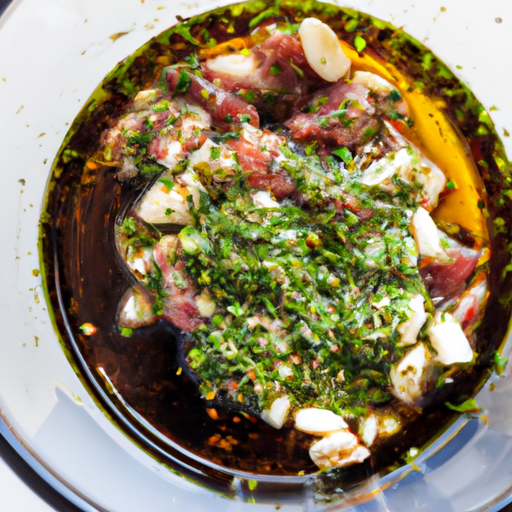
[208, 434, 221, 445]
[206, 408, 219, 420]
[225, 379, 239, 392]
[80, 323, 97, 336]
[305, 233, 321, 248]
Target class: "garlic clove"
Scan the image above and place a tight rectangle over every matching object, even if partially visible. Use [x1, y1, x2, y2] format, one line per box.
[309, 431, 370, 469]
[397, 294, 428, 347]
[429, 312, 474, 365]
[298, 18, 351, 82]
[261, 395, 291, 429]
[411, 207, 446, 259]
[390, 342, 433, 405]
[295, 408, 348, 434]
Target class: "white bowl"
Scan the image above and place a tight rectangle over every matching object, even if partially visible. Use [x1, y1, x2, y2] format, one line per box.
[1, 1, 512, 511]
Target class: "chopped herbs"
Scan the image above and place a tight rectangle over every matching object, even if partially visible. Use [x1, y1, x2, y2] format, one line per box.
[127, 131, 155, 147]
[120, 217, 137, 236]
[176, 69, 192, 93]
[270, 64, 283, 75]
[210, 146, 222, 160]
[152, 100, 172, 112]
[140, 162, 167, 177]
[344, 18, 359, 33]
[184, 53, 200, 69]
[305, 141, 318, 156]
[354, 35, 367, 52]
[158, 177, 175, 191]
[167, 145, 430, 415]
[387, 90, 402, 102]
[333, 147, 352, 164]
[494, 352, 508, 376]
[211, 131, 240, 142]
[445, 398, 481, 414]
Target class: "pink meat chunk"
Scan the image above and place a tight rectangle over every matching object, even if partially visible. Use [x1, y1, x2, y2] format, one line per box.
[202, 32, 320, 95]
[247, 171, 296, 199]
[226, 137, 272, 172]
[226, 137, 296, 198]
[165, 68, 259, 129]
[286, 82, 380, 150]
[153, 244, 204, 333]
[419, 247, 480, 301]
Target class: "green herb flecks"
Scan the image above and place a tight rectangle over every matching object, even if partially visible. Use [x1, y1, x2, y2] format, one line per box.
[445, 398, 481, 414]
[176, 69, 192, 94]
[158, 177, 175, 191]
[333, 147, 353, 165]
[354, 35, 367, 52]
[270, 64, 283, 75]
[494, 352, 508, 376]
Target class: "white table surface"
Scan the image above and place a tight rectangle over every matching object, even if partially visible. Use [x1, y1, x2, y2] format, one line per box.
[0, 1, 65, 509]
[0, 456, 55, 511]
[0, 433, 82, 512]
[0, 1, 65, 508]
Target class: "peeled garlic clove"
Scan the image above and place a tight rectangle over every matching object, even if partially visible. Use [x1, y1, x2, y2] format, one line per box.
[411, 207, 446, 259]
[397, 294, 428, 347]
[251, 190, 280, 208]
[390, 342, 432, 405]
[205, 53, 260, 78]
[261, 395, 291, 429]
[295, 408, 348, 434]
[352, 71, 395, 95]
[428, 312, 474, 365]
[299, 18, 351, 82]
[360, 414, 378, 447]
[309, 431, 370, 469]
[117, 288, 157, 329]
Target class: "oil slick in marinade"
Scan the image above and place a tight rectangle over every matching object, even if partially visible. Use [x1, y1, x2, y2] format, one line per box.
[99, 17, 489, 470]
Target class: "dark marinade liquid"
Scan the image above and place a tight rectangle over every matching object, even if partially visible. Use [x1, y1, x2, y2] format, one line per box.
[41, 0, 512, 492]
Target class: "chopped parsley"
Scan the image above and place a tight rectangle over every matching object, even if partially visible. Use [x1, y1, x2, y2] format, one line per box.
[445, 398, 481, 414]
[159, 145, 431, 415]
[237, 114, 251, 123]
[270, 64, 283, 75]
[152, 100, 172, 112]
[210, 146, 222, 160]
[176, 69, 192, 93]
[354, 35, 367, 52]
[158, 177, 175, 191]
[333, 147, 353, 165]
